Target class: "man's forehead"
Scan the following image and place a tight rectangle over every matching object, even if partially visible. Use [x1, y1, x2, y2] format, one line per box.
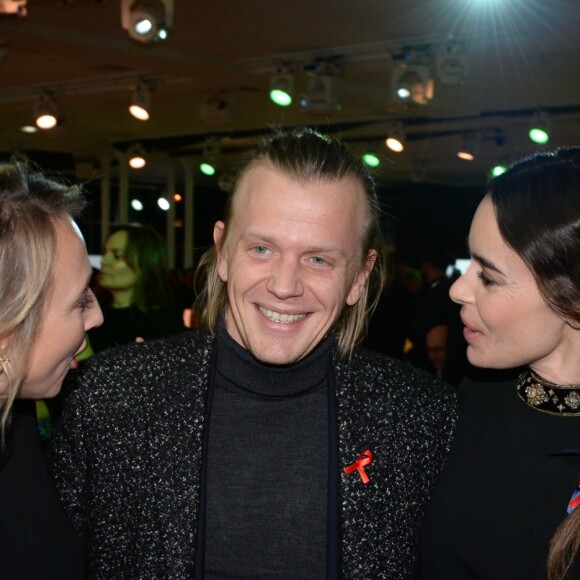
[231, 163, 366, 214]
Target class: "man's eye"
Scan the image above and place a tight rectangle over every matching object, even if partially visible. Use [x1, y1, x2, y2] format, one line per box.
[253, 246, 269, 254]
[311, 256, 327, 265]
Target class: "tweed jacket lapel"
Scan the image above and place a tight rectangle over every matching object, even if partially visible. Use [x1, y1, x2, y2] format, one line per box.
[334, 357, 397, 577]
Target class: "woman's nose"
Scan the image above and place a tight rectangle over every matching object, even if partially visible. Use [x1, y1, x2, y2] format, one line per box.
[449, 269, 472, 305]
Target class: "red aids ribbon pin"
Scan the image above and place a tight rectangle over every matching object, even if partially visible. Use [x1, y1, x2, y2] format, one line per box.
[343, 450, 373, 484]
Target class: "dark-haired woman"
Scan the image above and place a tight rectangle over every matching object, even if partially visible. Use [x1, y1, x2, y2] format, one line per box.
[88, 224, 186, 353]
[421, 147, 580, 579]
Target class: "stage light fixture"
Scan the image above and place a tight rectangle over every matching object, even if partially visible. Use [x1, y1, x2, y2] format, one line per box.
[528, 111, 550, 144]
[121, 0, 174, 43]
[157, 197, 170, 211]
[199, 163, 215, 176]
[34, 93, 60, 130]
[128, 144, 147, 169]
[199, 136, 220, 176]
[131, 199, 144, 211]
[20, 125, 38, 134]
[385, 123, 406, 153]
[129, 84, 151, 121]
[391, 64, 434, 105]
[457, 132, 478, 161]
[436, 41, 469, 86]
[199, 92, 237, 126]
[298, 63, 339, 113]
[269, 67, 294, 107]
[362, 153, 381, 168]
[490, 163, 508, 178]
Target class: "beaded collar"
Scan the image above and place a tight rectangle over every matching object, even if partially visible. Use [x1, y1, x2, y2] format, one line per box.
[517, 370, 580, 416]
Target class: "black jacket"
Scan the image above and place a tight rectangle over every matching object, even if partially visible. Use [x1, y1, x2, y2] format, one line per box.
[49, 329, 457, 579]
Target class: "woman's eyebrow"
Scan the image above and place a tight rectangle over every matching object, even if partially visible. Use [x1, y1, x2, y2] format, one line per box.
[471, 252, 506, 276]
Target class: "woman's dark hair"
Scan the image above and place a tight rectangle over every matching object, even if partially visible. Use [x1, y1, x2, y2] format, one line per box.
[105, 224, 174, 312]
[489, 147, 580, 327]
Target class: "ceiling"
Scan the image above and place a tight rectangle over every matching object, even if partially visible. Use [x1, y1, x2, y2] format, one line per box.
[1, 0, 580, 190]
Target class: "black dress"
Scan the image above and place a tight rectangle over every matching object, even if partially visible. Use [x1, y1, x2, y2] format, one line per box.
[0, 400, 85, 579]
[88, 304, 186, 353]
[421, 372, 580, 579]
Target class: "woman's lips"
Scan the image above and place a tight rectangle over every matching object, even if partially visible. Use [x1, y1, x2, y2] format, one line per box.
[461, 318, 483, 342]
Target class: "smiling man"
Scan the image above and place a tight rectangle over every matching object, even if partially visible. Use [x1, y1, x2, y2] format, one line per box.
[50, 127, 457, 579]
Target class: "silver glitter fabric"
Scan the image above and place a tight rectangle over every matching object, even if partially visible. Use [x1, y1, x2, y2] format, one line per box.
[48, 330, 457, 579]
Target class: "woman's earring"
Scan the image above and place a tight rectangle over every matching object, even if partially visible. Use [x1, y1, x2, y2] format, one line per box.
[0, 357, 10, 375]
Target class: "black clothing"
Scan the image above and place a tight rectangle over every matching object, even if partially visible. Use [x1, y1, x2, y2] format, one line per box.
[421, 372, 580, 579]
[50, 329, 458, 578]
[88, 304, 186, 352]
[205, 326, 330, 578]
[0, 400, 85, 579]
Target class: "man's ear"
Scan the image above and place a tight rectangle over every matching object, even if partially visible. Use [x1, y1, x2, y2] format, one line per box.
[346, 249, 377, 306]
[213, 221, 228, 282]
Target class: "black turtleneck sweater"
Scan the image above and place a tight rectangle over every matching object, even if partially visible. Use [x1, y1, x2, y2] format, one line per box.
[204, 326, 331, 579]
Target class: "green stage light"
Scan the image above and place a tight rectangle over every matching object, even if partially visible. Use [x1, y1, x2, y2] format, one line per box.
[200, 162, 216, 176]
[362, 153, 380, 168]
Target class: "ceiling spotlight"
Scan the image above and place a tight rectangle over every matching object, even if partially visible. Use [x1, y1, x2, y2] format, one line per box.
[489, 155, 509, 178]
[131, 199, 144, 211]
[269, 67, 294, 107]
[34, 93, 60, 130]
[298, 62, 339, 113]
[129, 83, 152, 121]
[199, 136, 220, 175]
[128, 144, 147, 169]
[157, 197, 170, 211]
[199, 91, 237, 126]
[457, 132, 479, 161]
[528, 111, 550, 144]
[200, 162, 216, 176]
[436, 41, 469, 86]
[120, 0, 174, 43]
[391, 64, 434, 105]
[385, 123, 406, 153]
[20, 125, 38, 134]
[490, 163, 508, 178]
[362, 152, 381, 168]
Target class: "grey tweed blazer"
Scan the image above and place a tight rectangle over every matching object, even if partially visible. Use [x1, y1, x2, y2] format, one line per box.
[49, 329, 457, 579]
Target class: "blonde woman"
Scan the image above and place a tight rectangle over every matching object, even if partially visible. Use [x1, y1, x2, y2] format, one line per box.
[0, 163, 102, 577]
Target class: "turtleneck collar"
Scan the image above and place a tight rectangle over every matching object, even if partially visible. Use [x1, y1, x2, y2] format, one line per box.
[215, 321, 334, 398]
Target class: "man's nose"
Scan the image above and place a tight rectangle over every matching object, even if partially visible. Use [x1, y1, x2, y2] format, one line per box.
[266, 257, 304, 299]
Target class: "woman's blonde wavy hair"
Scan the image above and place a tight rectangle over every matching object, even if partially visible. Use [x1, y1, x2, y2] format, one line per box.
[195, 127, 387, 361]
[0, 163, 84, 440]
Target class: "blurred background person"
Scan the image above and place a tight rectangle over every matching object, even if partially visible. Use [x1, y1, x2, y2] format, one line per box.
[424, 324, 448, 379]
[0, 163, 103, 577]
[422, 147, 580, 579]
[87, 223, 186, 353]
